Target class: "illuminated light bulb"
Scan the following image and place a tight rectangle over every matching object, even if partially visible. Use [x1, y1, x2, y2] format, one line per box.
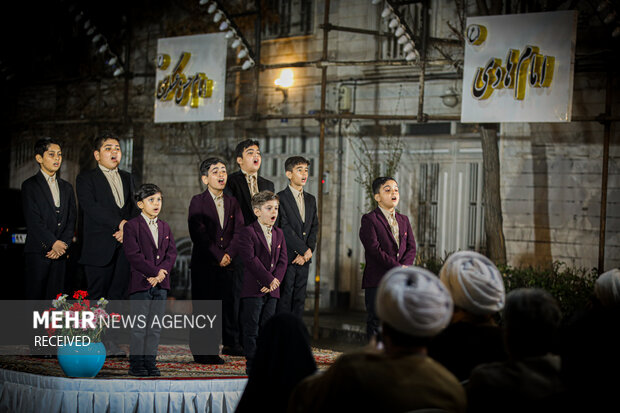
[86, 27, 96, 36]
[275, 68, 294, 88]
[207, 2, 218, 13]
[213, 11, 223, 23]
[107, 56, 118, 66]
[395, 26, 405, 37]
[219, 21, 229, 31]
[242, 59, 255, 70]
[389, 18, 399, 29]
[92, 34, 102, 43]
[113, 67, 124, 77]
[84, 20, 92, 29]
[397, 34, 409, 44]
[225, 29, 236, 39]
[98, 44, 108, 54]
[403, 42, 415, 53]
[237, 48, 248, 59]
[381, 7, 392, 19]
[199, 0, 209, 5]
[231, 38, 242, 48]
[371, 0, 382, 4]
[74, 13, 83, 22]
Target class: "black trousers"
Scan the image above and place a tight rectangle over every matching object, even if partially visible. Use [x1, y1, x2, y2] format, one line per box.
[84, 246, 130, 301]
[276, 262, 309, 318]
[365, 287, 380, 341]
[191, 261, 242, 347]
[129, 287, 167, 359]
[24, 253, 66, 300]
[240, 295, 277, 372]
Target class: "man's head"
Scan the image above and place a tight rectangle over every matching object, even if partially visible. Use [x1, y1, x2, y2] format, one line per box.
[252, 190, 279, 227]
[235, 139, 261, 174]
[503, 288, 561, 359]
[285, 156, 310, 189]
[376, 266, 453, 349]
[372, 177, 399, 210]
[200, 157, 227, 191]
[93, 132, 121, 170]
[34, 137, 62, 176]
[135, 184, 163, 219]
[439, 251, 505, 316]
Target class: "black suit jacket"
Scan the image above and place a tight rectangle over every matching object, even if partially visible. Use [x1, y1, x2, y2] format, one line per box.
[276, 186, 319, 263]
[21, 171, 77, 255]
[224, 170, 275, 225]
[76, 166, 139, 266]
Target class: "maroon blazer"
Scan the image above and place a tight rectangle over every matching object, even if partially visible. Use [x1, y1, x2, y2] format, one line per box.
[359, 208, 417, 288]
[188, 190, 244, 269]
[123, 216, 178, 295]
[237, 221, 288, 298]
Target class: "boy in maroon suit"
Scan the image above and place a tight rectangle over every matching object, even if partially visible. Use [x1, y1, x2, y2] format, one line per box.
[359, 177, 417, 340]
[123, 184, 177, 376]
[188, 158, 244, 364]
[237, 191, 287, 373]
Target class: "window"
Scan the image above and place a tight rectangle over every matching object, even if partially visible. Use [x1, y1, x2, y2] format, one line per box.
[417, 163, 439, 259]
[263, 0, 314, 39]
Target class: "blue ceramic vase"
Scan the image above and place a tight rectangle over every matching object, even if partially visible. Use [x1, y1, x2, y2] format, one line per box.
[57, 341, 106, 378]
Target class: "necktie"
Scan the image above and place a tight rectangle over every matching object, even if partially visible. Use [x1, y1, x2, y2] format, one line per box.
[108, 170, 124, 208]
[265, 227, 272, 251]
[249, 175, 258, 197]
[48, 176, 60, 208]
[297, 191, 305, 222]
[148, 219, 158, 248]
[214, 195, 224, 228]
[389, 213, 400, 247]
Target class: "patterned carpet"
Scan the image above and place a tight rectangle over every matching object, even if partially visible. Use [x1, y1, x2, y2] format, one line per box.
[0, 345, 341, 379]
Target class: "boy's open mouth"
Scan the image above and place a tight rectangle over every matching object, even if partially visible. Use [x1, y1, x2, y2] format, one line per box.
[218, 178, 225, 184]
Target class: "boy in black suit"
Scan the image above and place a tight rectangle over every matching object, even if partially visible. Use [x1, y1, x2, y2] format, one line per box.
[225, 139, 275, 224]
[76, 133, 139, 303]
[276, 157, 319, 318]
[223, 140, 274, 356]
[21, 137, 77, 300]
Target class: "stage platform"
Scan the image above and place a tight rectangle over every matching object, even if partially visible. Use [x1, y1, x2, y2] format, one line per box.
[0, 345, 341, 413]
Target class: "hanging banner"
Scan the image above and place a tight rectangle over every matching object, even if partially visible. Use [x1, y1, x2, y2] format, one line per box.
[461, 11, 577, 123]
[154, 33, 227, 123]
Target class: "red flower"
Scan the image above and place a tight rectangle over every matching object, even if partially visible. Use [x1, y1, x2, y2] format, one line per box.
[72, 290, 88, 300]
[56, 293, 63, 299]
[83, 299, 90, 309]
[109, 312, 121, 320]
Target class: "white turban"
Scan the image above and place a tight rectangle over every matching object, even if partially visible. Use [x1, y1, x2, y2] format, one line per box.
[439, 251, 505, 315]
[594, 268, 620, 308]
[376, 266, 453, 338]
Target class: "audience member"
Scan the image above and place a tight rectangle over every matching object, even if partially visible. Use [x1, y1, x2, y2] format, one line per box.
[236, 313, 316, 413]
[288, 267, 466, 413]
[560, 268, 620, 410]
[429, 251, 507, 381]
[466, 288, 564, 413]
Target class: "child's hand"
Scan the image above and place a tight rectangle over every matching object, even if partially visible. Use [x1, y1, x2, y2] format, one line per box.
[46, 250, 60, 260]
[156, 269, 168, 283]
[269, 278, 280, 291]
[51, 240, 67, 257]
[292, 255, 305, 266]
[113, 229, 124, 243]
[147, 277, 158, 287]
[220, 254, 231, 267]
[303, 248, 313, 262]
[260, 286, 270, 294]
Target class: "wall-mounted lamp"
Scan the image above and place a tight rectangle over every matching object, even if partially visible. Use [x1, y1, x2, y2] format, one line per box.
[441, 88, 459, 108]
[274, 68, 294, 102]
